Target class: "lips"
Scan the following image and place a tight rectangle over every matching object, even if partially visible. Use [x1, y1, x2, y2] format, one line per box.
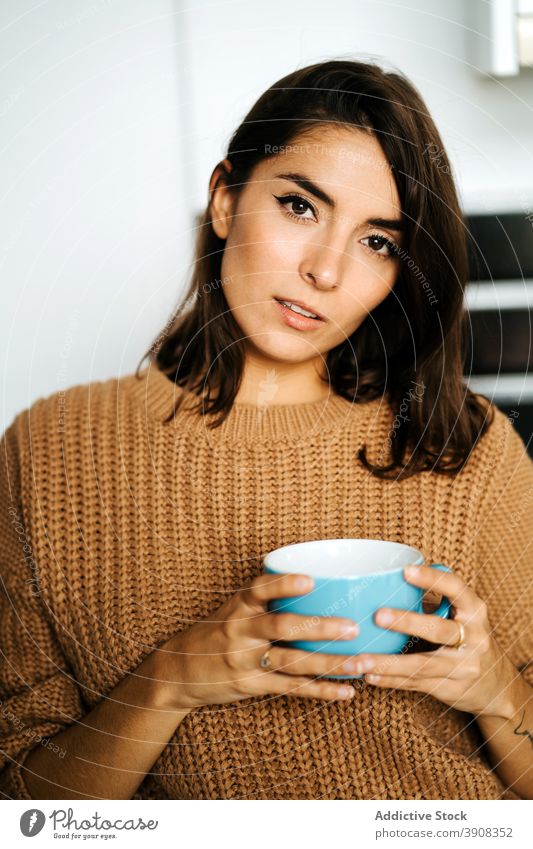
[274, 297, 326, 321]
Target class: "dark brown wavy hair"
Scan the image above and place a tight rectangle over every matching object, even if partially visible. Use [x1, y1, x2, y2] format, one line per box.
[136, 58, 493, 481]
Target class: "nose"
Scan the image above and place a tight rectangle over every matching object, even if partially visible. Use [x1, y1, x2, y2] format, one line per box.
[302, 269, 338, 290]
[299, 240, 345, 291]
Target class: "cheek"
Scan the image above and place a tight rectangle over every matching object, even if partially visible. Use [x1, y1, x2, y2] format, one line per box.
[222, 246, 301, 314]
[333, 270, 396, 335]
[223, 217, 278, 272]
[348, 263, 397, 308]
[230, 209, 302, 272]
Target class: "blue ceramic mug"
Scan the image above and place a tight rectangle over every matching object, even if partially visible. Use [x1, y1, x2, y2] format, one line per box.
[263, 538, 452, 679]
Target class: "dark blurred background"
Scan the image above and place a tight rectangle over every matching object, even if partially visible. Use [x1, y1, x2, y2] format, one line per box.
[464, 212, 533, 454]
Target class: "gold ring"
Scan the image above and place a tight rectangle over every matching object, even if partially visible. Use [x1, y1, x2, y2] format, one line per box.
[259, 648, 273, 669]
[450, 619, 467, 651]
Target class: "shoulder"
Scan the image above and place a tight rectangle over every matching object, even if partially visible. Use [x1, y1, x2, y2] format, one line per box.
[2, 371, 142, 451]
[466, 399, 533, 502]
[471, 401, 527, 465]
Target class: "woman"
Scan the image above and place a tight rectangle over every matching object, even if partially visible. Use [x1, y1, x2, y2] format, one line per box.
[0, 59, 532, 801]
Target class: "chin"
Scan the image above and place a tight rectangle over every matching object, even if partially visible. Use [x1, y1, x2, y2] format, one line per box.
[250, 334, 323, 362]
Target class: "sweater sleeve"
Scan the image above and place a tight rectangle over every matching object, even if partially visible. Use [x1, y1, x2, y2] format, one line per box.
[0, 414, 84, 799]
[473, 407, 533, 690]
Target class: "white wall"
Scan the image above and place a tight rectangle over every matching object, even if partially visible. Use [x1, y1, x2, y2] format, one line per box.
[183, 0, 533, 215]
[2, 0, 533, 429]
[1, 0, 191, 430]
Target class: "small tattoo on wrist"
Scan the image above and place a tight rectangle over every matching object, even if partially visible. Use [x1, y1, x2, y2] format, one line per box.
[513, 709, 533, 748]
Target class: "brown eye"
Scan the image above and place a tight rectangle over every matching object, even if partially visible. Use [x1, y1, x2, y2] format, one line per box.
[361, 235, 398, 258]
[273, 194, 317, 222]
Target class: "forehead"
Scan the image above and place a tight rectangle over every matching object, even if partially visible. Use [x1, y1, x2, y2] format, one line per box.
[255, 126, 400, 210]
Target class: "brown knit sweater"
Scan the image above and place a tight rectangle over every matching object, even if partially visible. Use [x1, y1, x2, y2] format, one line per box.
[1, 365, 532, 800]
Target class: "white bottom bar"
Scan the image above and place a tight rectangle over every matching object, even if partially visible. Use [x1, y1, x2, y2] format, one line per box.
[2, 799, 533, 848]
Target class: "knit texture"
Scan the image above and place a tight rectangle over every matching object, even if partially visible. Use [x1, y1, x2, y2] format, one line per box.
[0, 365, 532, 800]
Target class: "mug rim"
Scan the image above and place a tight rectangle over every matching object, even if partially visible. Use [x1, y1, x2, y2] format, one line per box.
[262, 537, 424, 579]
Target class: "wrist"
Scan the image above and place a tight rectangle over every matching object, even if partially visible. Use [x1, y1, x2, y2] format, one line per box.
[142, 636, 196, 714]
[480, 661, 532, 721]
[138, 640, 194, 716]
[500, 673, 533, 722]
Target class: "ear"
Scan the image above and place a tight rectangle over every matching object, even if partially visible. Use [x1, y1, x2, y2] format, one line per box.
[209, 158, 237, 240]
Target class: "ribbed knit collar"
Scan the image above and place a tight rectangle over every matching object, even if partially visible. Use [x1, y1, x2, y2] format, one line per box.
[128, 365, 374, 442]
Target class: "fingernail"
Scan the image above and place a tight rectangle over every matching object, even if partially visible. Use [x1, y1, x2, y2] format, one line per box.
[296, 576, 313, 590]
[405, 564, 421, 577]
[377, 609, 393, 624]
[341, 622, 359, 636]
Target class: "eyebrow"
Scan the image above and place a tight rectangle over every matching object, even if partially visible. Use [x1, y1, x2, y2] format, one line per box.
[273, 171, 405, 232]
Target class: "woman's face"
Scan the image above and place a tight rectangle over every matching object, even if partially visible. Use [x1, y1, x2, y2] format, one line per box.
[209, 126, 404, 381]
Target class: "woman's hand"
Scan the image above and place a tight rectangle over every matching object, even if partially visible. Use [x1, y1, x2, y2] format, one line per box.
[155, 572, 361, 710]
[351, 563, 518, 719]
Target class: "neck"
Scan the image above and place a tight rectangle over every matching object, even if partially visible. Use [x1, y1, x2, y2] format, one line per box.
[233, 356, 330, 406]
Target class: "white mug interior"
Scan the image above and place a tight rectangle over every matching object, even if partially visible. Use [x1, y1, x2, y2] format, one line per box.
[263, 538, 424, 579]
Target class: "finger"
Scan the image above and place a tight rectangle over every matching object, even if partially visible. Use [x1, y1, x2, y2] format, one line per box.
[363, 674, 455, 697]
[256, 611, 359, 645]
[403, 563, 479, 616]
[351, 648, 473, 680]
[244, 572, 314, 608]
[373, 606, 465, 648]
[263, 644, 363, 679]
[252, 670, 356, 702]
